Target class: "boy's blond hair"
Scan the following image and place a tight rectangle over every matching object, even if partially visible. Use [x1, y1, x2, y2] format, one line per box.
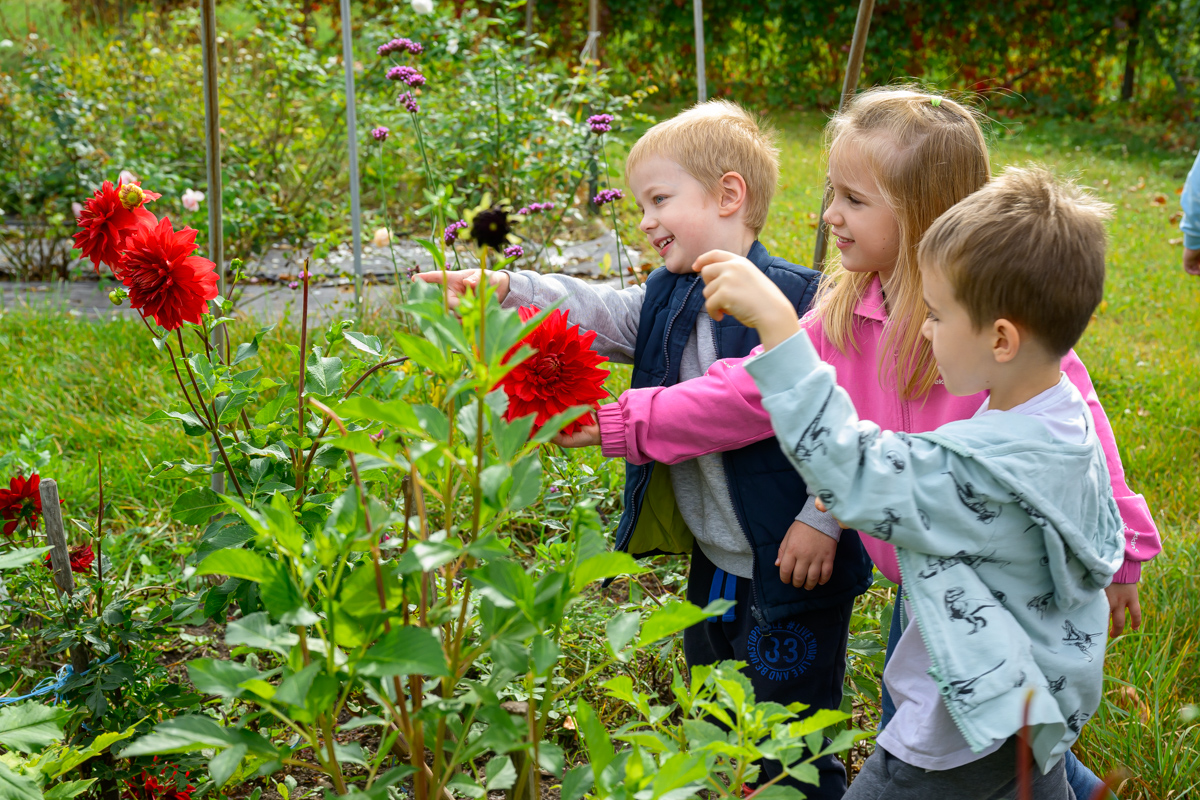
[920, 165, 1112, 357]
[626, 100, 779, 235]
[816, 87, 991, 400]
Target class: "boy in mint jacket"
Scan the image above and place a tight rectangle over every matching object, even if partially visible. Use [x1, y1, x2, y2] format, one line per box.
[695, 166, 1124, 798]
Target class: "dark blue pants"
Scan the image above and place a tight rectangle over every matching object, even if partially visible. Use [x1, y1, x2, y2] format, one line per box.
[685, 544, 852, 800]
[879, 598, 1111, 799]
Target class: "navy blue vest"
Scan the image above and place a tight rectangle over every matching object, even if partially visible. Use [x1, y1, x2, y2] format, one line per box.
[612, 241, 874, 624]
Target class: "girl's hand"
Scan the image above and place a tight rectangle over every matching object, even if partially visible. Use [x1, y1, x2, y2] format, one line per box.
[551, 424, 601, 448]
[693, 250, 800, 350]
[417, 269, 510, 308]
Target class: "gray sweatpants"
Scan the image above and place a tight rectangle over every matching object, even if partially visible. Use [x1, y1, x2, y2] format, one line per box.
[847, 738, 1075, 800]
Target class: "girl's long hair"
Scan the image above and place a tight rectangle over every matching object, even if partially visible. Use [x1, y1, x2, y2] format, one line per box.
[817, 87, 990, 399]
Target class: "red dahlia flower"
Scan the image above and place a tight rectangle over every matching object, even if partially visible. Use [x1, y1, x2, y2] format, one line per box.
[73, 179, 162, 273]
[123, 767, 195, 800]
[0, 473, 44, 536]
[499, 306, 610, 436]
[114, 217, 219, 331]
[44, 544, 95, 574]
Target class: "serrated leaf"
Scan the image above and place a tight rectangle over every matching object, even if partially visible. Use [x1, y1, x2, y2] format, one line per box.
[0, 762, 39, 800]
[358, 626, 449, 677]
[573, 551, 646, 593]
[170, 487, 226, 525]
[606, 612, 641, 657]
[305, 351, 343, 396]
[637, 601, 713, 647]
[0, 702, 70, 753]
[187, 659, 260, 699]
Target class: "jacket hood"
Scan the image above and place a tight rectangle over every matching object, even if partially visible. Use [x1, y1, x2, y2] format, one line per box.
[920, 412, 1125, 612]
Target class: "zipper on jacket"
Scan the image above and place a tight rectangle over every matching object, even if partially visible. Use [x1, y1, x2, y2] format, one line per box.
[616, 278, 702, 554]
[894, 553, 989, 752]
[708, 311, 771, 631]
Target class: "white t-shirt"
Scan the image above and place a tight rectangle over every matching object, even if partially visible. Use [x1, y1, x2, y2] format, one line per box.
[876, 374, 1089, 770]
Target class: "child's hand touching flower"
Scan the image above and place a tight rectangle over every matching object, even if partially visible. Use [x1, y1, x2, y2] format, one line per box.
[693, 250, 801, 350]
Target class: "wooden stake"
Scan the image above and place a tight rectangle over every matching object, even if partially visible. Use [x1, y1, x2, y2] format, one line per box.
[812, 0, 876, 271]
[693, 0, 706, 102]
[39, 479, 90, 675]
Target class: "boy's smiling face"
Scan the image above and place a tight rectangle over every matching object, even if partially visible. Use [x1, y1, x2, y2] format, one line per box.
[628, 156, 748, 274]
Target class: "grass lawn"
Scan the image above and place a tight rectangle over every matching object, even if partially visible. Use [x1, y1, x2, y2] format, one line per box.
[2, 111, 1198, 797]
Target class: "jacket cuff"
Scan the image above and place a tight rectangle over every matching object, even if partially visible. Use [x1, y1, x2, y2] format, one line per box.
[502, 270, 535, 309]
[745, 330, 820, 398]
[798, 496, 842, 541]
[1185, 231, 1200, 250]
[598, 403, 628, 459]
[1112, 560, 1142, 584]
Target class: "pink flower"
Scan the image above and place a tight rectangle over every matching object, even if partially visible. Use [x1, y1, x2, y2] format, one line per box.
[181, 189, 205, 212]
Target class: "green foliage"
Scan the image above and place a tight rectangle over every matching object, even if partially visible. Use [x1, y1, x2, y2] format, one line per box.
[535, 0, 1200, 120]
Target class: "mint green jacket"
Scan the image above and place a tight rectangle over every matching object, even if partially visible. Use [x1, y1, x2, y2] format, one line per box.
[746, 331, 1125, 773]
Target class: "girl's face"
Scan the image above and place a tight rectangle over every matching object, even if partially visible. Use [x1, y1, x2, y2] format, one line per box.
[823, 141, 901, 284]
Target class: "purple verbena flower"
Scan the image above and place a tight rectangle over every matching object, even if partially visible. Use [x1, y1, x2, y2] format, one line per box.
[406, 264, 419, 279]
[443, 219, 468, 244]
[372, 126, 390, 142]
[378, 37, 424, 56]
[587, 114, 614, 135]
[387, 65, 426, 86]
[503, 244, 524, 259]
[288, 281, 299, 290]
[519, 201, 554, 215]
[592, 188, 623, 206]
[398, 91, 420, 114]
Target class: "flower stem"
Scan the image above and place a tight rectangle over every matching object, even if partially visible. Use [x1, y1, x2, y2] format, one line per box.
[176, 330, 246, 502]
[600, 140, 626, 289]
[296, 263, 310, 499]
[377, 145, 404, 293]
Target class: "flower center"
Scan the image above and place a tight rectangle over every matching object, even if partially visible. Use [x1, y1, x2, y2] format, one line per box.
[532, 354, 561, 383]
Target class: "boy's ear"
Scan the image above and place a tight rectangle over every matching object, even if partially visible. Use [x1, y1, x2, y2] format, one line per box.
[717, 172, 748, 218]
[992, 318, 1021, 364]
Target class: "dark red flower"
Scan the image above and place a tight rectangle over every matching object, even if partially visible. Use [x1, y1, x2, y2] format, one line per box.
[123, 767, 194, 800]
[0, 473, 43, 536]
[114, 217, 219, 331]
[73, 179, 162, 273]
[44, 544, 94, 575]
[498, 306, 610, 436]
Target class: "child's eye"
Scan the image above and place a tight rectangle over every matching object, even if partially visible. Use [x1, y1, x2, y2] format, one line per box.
[653, 195, 667, 205]
[846, 194, 862, 206]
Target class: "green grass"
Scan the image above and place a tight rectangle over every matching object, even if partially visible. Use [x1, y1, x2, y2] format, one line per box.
[2, 112, 1199, 798]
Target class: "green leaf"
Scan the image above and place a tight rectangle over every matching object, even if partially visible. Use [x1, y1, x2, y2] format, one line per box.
[43, 779, 98, 800]
[305, 351, 343, 396]
[342, 331, 384, 360]
[574, 701, 614, 778]
[605, 612, 641, 657]
[637, 601, 714, 647]
[508, 455, 541, 511]
[0, 762, 40, 800]
[530, 634, 560, 674]
[171, 487, 226, 526]
[0, 546, 51, 570]
[274, 662, 323, 709]
[529, 406, 590, 444]
[142, 409, 208, 436]
[0, 702, 71, 753]
[447, 774, 486, 799]
[573, 551, 646, 593]
[492, 413, 534, 464]
[195, 550, 273, 583]
[209, 743, 248, 788]
[358, 626, 449, 677]
[186, 659, 260, 700]
[561, 765, 593, 800]
[337, 396, 422, 433]
[119, 716, 234, 756]
[484, 756, 516, 791]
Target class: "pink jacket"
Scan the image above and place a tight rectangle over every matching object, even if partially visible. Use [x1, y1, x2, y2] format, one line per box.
[598, 276, 1161, 585]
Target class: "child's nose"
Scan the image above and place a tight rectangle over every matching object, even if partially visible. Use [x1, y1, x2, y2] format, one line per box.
[822, 203, 841, 227]
[921, 317, 933, 341]
[639, 213, 656, 233]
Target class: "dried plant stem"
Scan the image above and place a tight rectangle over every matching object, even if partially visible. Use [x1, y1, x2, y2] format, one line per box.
[295, 261, 311, 498]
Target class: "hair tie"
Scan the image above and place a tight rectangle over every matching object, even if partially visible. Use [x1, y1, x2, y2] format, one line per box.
[930, 97, 943, 107]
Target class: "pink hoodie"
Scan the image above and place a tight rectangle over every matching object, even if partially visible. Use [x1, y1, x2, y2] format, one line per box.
[598, 276, 1160, 584]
